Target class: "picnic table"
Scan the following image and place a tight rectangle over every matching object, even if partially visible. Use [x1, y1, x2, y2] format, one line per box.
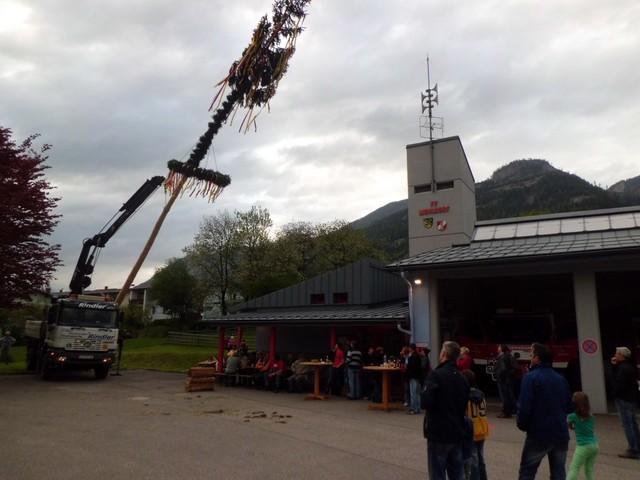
[300, 361, 332, 400]
[363, 365, 403, 412]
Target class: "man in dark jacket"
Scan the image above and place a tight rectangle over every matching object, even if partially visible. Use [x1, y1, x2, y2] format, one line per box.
[495, 344, 518, 418]
[422, 341, 470, 480]
[406, 343, 423, 414]
[611, 346, 640, 459]
[517, 343, 573, 480]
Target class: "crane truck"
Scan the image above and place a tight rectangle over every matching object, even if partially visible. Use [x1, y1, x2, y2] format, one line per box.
[25, 176, 164, 379]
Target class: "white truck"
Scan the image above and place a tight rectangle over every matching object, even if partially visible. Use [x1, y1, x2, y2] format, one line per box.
[25, 298, 120, 380]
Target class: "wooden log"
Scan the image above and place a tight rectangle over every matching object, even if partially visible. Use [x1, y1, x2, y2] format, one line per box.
[188, 367, 217, 378]
[185, 383, 215, 392]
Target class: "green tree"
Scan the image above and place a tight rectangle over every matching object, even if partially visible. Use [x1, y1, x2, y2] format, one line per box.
[149, 258, 201, 325]
[315, 220, 384, 271]
[121, 303, 149, 333]
[234, 206, 273, 299]
[185, 211, 239, 315]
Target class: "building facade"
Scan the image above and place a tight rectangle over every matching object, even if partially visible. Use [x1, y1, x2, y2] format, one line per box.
[389, 136, 640, 413]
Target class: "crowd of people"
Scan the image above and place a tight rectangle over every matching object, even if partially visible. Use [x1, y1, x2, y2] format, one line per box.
[422, 341, 640, 480]
[216, 336, 639, 479]
[216, 338, 433, 404]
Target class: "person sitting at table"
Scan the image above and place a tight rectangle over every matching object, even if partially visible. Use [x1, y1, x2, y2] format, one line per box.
[287, 354, 311, 393]
[224, 350, 240, 386]
[264, 355, 287, 392]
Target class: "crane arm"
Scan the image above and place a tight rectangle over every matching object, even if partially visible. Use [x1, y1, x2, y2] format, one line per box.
[69, 176, 165, 294]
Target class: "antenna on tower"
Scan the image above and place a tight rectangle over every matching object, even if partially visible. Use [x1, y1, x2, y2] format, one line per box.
[419, 56, 444, 140]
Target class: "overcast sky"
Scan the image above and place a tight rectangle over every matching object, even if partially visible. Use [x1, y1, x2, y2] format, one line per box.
[2, 0, 639, 291]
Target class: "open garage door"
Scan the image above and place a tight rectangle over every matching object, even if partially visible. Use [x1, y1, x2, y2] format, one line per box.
[596, 271, 640, 397]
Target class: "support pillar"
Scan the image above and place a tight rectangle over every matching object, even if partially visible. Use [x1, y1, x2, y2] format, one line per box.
[236, 327, 244, 347]
[329, 326, 337, 350]
[428, 275, 440, 366]
[409, 273, 440, 365]
[268, 327, 277, 364]
[573, 271, 607, 413]
[217, 326, 225, 373]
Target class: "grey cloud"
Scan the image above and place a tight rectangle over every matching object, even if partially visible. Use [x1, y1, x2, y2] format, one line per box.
[3, 0, 639, 289]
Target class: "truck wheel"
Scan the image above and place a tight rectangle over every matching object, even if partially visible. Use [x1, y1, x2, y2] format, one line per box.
[26, 345, 38, 371]
[94, 366, 109, 379]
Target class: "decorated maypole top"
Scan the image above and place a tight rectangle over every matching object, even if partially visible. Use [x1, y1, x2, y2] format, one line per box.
[116, 0, 312, 306]
[164, 0, 312, 202]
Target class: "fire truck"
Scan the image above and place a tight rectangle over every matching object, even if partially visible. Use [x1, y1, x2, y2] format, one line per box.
[458, 313, 579, 383]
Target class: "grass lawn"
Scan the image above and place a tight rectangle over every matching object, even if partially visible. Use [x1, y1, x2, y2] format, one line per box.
[120, 337, 217, 373]
[0, 339, 217, 375]
[0, 346, 27, 374]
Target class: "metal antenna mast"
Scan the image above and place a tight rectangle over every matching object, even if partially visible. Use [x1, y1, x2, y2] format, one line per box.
[421, 56, 440, 141]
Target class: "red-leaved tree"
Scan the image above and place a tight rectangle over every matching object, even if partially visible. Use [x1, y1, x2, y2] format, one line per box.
[0, 127, 61, 308]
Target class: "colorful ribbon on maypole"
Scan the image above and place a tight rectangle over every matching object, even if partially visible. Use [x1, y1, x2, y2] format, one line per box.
[165, 0, 312, 200]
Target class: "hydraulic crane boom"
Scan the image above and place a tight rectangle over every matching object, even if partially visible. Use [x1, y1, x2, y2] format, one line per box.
[69, 176, 165, 294]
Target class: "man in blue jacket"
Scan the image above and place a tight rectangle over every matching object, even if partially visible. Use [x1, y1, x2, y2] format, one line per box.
[422, 341, 470, 480]
[517, 343, 573, 480]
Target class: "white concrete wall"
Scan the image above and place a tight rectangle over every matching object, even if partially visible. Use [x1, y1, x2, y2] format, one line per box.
[407, 137, 476, 256]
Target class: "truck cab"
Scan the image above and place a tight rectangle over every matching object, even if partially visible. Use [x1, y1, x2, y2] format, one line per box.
[26, 298, 120, 379]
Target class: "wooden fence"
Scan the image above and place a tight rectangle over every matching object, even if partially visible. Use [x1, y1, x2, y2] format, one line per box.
[167, 329, 256, 350]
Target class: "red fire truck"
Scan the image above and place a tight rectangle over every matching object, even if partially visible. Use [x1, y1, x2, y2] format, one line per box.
[458, 313, 579, 382]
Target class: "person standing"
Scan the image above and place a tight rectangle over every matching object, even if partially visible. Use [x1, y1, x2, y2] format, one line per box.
[0, 330, 16, 364]
[330, 343, 345, 396]
[461, 369, 489, 480]
[495, 344, 518, 418]
[517, 343, 573, 480]
[567, 391, 599, 480]
[457, 346, 474, 372]
[406, 343, 423, 414]
[346, 341, 363, 399]
[610, 346, 640, 459]
[422, 341, 470, 480]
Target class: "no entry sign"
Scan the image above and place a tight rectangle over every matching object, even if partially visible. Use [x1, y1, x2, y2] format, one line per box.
[581, 338, 599, 355]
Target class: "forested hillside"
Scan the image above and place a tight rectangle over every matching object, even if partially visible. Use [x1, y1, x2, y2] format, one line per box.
[354, 159, 640, 260]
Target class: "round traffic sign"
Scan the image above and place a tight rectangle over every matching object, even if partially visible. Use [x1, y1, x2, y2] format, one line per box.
[581, 338, 599, 355]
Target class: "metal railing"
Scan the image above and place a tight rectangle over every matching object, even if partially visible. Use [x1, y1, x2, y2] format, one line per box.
[167, 330, 256, 349]
[167, 331, 217, 347]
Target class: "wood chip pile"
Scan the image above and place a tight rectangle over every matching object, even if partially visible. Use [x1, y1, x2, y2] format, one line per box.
[185, 367, 217, 392]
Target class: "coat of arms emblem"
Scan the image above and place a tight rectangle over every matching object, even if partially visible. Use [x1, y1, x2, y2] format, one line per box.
[423, 217, 433, 229]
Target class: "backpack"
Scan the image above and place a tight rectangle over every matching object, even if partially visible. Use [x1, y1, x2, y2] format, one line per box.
[466, 398, 490, 442]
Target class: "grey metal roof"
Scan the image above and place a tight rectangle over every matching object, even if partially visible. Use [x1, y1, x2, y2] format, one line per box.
[473, 208, 640, 242]
[389, 227, 640, 270]
[230, 258, 406, 312]
[202, 303, 409, 326]
[475, 204, 640, 227]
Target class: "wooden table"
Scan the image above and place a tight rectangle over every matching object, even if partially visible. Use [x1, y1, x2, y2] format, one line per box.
[300, 362, 332, 400]
[363, 366, 403, 411]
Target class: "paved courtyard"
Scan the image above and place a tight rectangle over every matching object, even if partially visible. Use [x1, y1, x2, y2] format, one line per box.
[2, 370, 637, 479]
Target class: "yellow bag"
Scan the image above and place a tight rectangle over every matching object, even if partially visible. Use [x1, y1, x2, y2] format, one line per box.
[467, 401, 490, 442]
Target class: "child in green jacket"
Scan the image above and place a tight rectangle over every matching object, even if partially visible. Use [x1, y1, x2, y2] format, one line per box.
[567, 391, 599, 480]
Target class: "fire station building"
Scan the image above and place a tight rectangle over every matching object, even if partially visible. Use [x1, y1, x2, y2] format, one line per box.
[388, 136, 640, 413]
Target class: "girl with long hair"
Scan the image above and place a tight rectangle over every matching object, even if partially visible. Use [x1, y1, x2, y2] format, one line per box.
[567, 391, 599, 480]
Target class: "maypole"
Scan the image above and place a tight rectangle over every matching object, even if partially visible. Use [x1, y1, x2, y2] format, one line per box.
[115, 0, 312, 305]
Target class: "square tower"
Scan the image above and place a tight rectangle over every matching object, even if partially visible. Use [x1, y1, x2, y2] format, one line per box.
[407, 136, 476, 256]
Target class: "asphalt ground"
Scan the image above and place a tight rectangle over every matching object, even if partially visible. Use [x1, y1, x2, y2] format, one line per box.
[1, 370, 638, 479]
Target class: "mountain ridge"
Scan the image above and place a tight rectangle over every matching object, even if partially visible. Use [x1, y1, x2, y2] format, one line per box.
[354, 159, 640, 260]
